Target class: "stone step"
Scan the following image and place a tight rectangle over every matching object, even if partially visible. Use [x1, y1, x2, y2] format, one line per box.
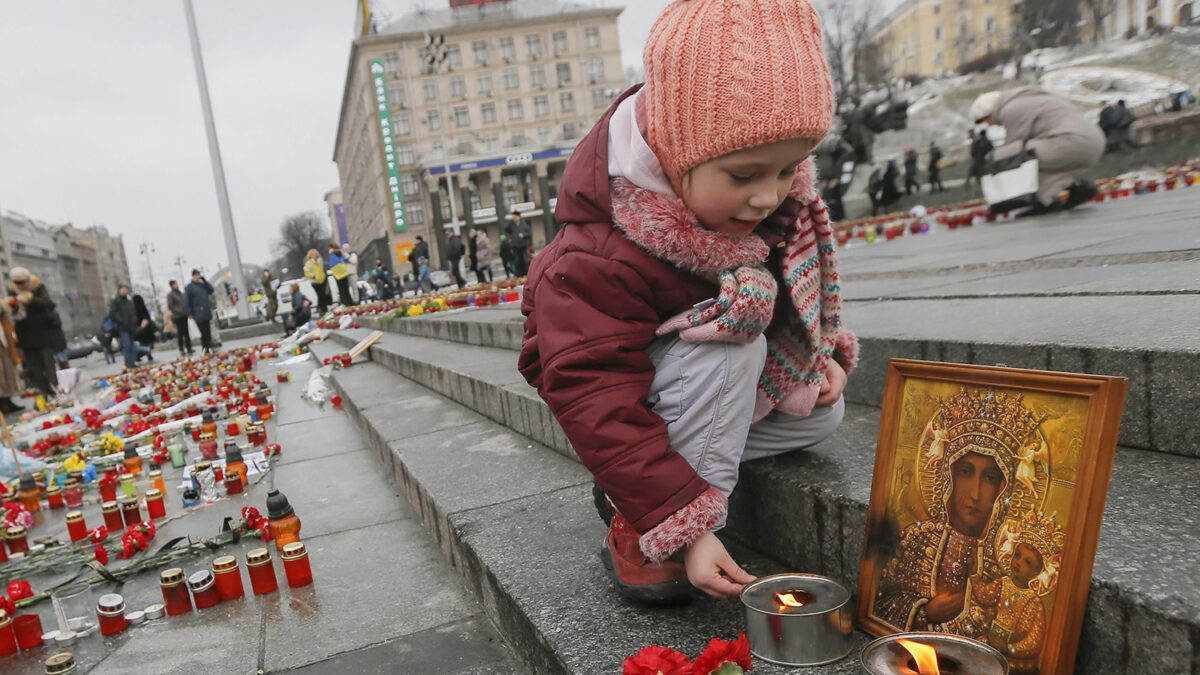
[305, 338, 872, 675]
[322, 327, 1200, 674]
[352, 307, 1199, 459]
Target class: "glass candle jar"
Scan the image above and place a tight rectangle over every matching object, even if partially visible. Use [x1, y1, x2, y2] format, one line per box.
[246, 548, 278, 595]
[198, 432, 219, 461]
[149, 469, 167, 496]
[62, 480, 83, 509]
[101, 501, 124, 532]
[200, 413, 217, 437]
[6, 526, 29, 555]
[18, 475, 41, 512]
[225, 421, 239, 436]
[119, 474, 137, 499]
[0, 610, 16, 657]
[145, 489, 166, 519]
[120, 498, 141, 527]
[13, 613, 43, 648]
[66, 511, 88, 542]
[187, 570, 221, 610]
[96, 593, 127, 636]
[169, 440, 186, 469]
[159, 568, 192, 615]
[44, 652, 77, 675]
[224, 471, 243, 495]
[281, 542, 313, 588]
[0, 537, 6, 563]
[123, 447, 143, 477]
[45, 484, 65, 509]
[255, 396, 273, 421]
[212, 556, 245, 600]
[225, 445, 248, 486]
[181, 488, 200, 507]
[98, 476, 118, 503]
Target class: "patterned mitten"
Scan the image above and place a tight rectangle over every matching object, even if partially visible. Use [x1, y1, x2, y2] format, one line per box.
[656, 266, 777, 344]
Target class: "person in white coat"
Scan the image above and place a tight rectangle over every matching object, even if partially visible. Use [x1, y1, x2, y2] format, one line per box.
[340, 243, 359, 305]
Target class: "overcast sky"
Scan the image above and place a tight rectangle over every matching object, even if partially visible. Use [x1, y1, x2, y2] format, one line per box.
[0, 0, 871, 286]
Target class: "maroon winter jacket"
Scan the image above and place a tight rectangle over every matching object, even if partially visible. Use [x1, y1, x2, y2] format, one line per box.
[518, 87, 727, 542]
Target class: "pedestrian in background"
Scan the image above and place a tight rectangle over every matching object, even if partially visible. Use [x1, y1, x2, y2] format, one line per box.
[903, 147, 920, 195]
[880, 159, 902, 211]
[96, 320, 117, 365]
[966, 128, 993, 194]
[166, 280, 192, 356]
[407, 236, 430, 293]
[287, 283, 311, 335]
[373, 258, 395, 300]
[108, 282, 141, 370]
[260, 269, 278, 324]
[473, 228, 493, 283]
[8, 267, 66, 396]
[132, 294, 157, 356]
[867, 165, 883, 215]
[340, 244, 359, 305]
[927, 141, 945, 192]
[446, 232, 467, 288]
[499, 231, 514, 278]
[510, 211, 532, 276]
[304, 249, 330, 315]
[184, 269, 216, 354]
[0, 298, 24, 413]
[327, 243, 353, 307]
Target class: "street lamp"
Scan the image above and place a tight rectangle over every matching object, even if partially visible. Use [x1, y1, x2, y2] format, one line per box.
[138, 243, 163, 322]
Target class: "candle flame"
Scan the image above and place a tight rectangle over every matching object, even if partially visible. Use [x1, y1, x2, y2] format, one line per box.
[898, 639, 940, 675]
[776, 592, 805, 612]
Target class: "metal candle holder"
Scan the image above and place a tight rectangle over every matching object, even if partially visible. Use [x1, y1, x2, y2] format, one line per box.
[860, 632, 1009, 674]
[740, 573, 854, 666]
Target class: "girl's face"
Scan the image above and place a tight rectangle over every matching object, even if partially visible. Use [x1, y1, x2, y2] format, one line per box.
[680, 137, 817, 237]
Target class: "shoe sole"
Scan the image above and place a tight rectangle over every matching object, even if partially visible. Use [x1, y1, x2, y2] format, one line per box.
[599, 541, 693, 604]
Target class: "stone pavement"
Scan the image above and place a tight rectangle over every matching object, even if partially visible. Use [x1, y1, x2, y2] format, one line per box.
[3, 340, 521, 674]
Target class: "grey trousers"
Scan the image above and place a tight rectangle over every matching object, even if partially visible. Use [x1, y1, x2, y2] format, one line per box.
[997, 128, 1105, 206]
[647, 334, 845, 527]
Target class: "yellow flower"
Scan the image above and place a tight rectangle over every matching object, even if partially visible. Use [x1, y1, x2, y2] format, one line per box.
[406, 305, 424, 317]
[63, 454, 87, 472]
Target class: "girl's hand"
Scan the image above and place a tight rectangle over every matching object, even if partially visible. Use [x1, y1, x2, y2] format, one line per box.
[816, 358, 846, 406]
[684, 531, 756, 598]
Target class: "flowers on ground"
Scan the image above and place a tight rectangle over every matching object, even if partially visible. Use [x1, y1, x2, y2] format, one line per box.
[623, 634, 752, 675]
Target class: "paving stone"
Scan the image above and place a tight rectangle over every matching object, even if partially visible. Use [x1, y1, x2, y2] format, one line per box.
[274, 414, 369, 464]
[1148, 350, 1200, 458]
[268, 449, 406, 540]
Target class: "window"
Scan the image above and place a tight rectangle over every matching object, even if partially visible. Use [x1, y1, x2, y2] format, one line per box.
[449, 75, 466, 98]
[481, 102, 497, 123]
[430, 140, 444, 159]
[426, 109, 442, 130]
[483, 134, 499, 151]
[504, 68, 520, 89]
[499, 37, 515, 61]
[592, 88, 608, 109]
[587, 59, 605, 82]
[394, 113, 411, 135]
[559, 91, 575, 113]
[473, 40, 489, 64]
[445, 44, 462, 68]
[387, 83, 406, 107]
[456, 137, 474, 155]
[933, 3, 940, 13]
[585, 26, 600, 49]
[556, 62, 571, 86]
[934, 25, 943, 41]
[407, 202, 425, 226]
[510, 131, 528, 147]
[552, 31, 568, 55]
[477, 72, 493, 95]
[985, 15, 995, 33]
[453, 105, 470, 127]
[508, 99, 524, 120]
[538, 126, 552, 144]
[934, 50, 944, 66]
[502, 173, 523, 204]
[563, 122, 579, 139]
[423, 79, 438, 101]
[400, 175, 421, 195]
[384, 51, 401, 74]
[530, 65, 546, 88]
[396, 145, 415, 165]
[526, 34, 542, 60]
[534, 95, 549, 116]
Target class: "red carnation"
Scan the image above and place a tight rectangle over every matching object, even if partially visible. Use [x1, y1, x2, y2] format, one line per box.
[94, 545, 109, 566]
[0, 595, 14, 618]
[90, 526, 109, 543]
[623, 645, 693, 675]
[6, 581, 33, 602]
[690, 634, 752, 675]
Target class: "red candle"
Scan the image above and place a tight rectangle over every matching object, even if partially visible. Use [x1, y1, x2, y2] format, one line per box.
[0, 537, 7, 564]
[281, 541, 313, 588]
[188, 570, 222, 609]
[5, 526, 28, 555]
[101, 501, 124, 531]
[212, 555, 245, 601]
[160, 568, 193, 615]
[12, 613, 42, 649]
[0, 610, 16, 657]
[45, 484, 65, 509]
[66, 510, 88, 542]
[63, 480, 84, 508]
[146, 489, 167, 519]
[97, 593, 128, 636]
[246, 548, 278, 595]
[120, 498, 142, 527]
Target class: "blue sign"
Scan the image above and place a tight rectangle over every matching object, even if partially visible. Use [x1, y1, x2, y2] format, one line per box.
[428, 147, 574, 175]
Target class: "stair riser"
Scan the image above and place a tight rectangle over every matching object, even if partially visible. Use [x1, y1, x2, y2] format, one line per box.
[326, 328, 1200, 674]
[354, 315, 1198, 459]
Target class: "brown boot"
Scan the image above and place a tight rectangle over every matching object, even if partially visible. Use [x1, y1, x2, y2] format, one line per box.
[600, 514, 692, 603]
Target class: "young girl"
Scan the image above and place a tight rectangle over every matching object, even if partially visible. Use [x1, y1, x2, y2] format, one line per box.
[518, 0, 857, 601]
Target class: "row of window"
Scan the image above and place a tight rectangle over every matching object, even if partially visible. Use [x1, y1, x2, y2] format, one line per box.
[931, 15, 994, 41]
[381, 27, 603, 76]
[387, 89, 610, 135]
[390, 121, 583, 170]
[383, 60, 605, 108]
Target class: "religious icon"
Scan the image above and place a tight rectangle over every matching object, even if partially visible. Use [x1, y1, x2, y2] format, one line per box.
[856, 360, 1126, 675]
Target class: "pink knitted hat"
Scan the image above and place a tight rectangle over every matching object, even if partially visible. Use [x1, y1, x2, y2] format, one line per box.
[642, 0, 834, 185]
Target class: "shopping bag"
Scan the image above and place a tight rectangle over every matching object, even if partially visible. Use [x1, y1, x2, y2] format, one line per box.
[982, 147, 1039, 214]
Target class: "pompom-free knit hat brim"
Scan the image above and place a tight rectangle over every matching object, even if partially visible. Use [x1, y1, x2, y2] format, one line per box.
[642, 0, 834, 184]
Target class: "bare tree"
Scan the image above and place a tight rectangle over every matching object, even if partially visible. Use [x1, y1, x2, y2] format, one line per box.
[272, 212, 331, 280]
[1082, 0, 1119, 44]
[821, 0, 880, 102]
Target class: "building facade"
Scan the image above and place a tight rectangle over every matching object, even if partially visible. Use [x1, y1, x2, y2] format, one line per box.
[333, 0, 623, 272]
[1101, 0, 1195, 38]
[872, 0, 1018, 77]
[0, 212, 131, 338]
